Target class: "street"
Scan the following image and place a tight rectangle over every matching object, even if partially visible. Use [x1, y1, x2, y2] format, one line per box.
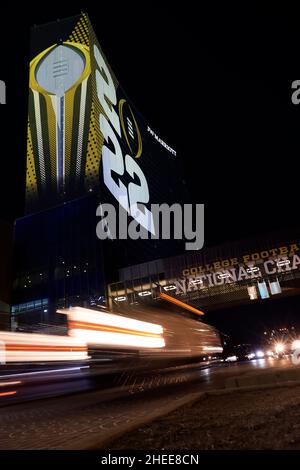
[0, 357, 296, 450]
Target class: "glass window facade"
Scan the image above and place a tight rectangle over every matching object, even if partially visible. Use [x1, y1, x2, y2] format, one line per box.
[12, 194, 106, 328]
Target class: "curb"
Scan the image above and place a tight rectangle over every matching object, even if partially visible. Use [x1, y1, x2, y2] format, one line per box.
[224, 367, 300, 389]
[208, 378, 300, 396]
[64, 375, 300, 449]
[80, 391, 207, 450]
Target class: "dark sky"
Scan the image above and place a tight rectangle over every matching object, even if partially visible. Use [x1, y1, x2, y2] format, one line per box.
[0, 2, 300, 248]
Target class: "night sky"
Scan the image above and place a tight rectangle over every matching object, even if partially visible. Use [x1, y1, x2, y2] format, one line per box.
[1, 3, 300, 342]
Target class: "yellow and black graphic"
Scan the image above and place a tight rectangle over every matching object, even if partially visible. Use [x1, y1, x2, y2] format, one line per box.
[27, 14, 95, 212]
[26, 12, 176, 215]
[29, 41, 91, 192]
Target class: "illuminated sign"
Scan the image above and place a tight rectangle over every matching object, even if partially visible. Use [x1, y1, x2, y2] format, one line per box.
[170, 253, 300, 295]
[257, 280, 269, 299]
[247, 286, 258, 300]
[147, 126, 176, 156]
[269, 278, 282, 295]
[29, 41, 91, 197]
[26, 13, 180, 228]
[182, 243, 300, 277]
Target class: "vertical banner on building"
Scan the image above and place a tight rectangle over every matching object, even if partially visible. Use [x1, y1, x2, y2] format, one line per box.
[26, 12, 182, 236]
[247, 285, 258, 300]
[269, 278, 282, 295]
[27, 14, 93, 211]
[258, 280, 270, 299]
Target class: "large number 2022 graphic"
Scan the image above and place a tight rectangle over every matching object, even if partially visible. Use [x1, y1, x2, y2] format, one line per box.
[94, 45, 155, 236]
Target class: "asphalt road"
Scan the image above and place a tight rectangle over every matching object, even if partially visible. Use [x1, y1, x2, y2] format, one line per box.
[0, 357, 295, 450]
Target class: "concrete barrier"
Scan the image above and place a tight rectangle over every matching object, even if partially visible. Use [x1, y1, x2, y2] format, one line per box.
[225, 367, 300, 389]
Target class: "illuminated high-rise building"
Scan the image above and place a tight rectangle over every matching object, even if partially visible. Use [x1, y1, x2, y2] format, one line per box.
[12, 13, 187, 328]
